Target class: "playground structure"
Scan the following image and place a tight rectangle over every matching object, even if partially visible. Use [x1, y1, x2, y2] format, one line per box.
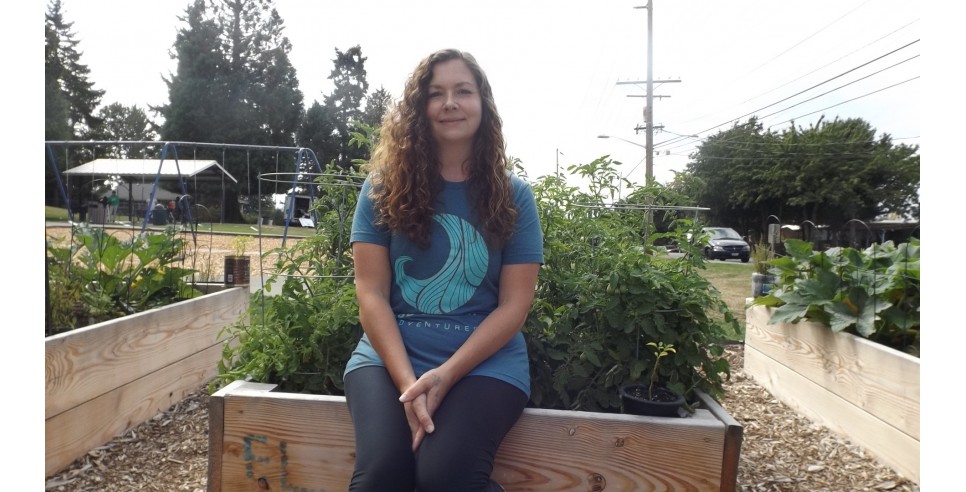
[45, 140, 330, 242]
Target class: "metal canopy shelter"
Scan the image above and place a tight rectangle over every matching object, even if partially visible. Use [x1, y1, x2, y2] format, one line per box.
[63, 159, 238, 229]
[63, 159, 237, 183]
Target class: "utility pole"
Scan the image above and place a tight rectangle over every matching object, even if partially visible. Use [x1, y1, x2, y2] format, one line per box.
[622, 2, 679, 184]
[644, 1, 654, 183]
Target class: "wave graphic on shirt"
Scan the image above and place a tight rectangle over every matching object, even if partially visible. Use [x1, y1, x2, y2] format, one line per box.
[395, 214, 488, 314]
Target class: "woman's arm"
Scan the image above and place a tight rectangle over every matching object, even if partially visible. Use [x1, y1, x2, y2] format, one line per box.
[400, 262, 540, 426]
[352, 241, 417, 393]
[439, 262, 540, 379]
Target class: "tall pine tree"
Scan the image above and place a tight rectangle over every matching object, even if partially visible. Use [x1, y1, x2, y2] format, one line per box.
[45, 0, 105, 139]
[323, 46, 369, 169]
[156, 0, 303, 222]
[45, 0, 106, 209]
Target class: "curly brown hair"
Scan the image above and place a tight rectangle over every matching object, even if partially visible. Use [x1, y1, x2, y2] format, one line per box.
[366, 48, 517, 249]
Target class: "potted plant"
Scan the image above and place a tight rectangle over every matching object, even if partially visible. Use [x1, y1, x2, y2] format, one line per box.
[619, 342, 686, 417]
[750, 241, 776, 297]
[224, 235, 252, 286]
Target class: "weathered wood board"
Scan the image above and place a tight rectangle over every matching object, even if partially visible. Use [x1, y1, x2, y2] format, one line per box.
[209, 381, 742, 491]
[45, 287, 249, 477]
[744, 305, 919, 483]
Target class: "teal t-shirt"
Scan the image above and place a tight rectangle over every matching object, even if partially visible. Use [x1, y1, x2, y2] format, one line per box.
[344, 174, 544, 396]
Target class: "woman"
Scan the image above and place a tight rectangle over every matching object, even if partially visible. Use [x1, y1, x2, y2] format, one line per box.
[344, 49, 543, 491]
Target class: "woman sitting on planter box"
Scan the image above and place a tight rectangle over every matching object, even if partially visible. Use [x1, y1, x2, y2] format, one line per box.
[344, 48, 544, 492]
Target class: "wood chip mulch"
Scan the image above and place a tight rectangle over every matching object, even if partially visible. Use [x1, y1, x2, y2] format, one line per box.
[45, 343, 920, 491]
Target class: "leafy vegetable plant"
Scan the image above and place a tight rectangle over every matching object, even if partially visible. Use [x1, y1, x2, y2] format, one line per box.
[45, 225, 201, 335]
[752, 238, 919, 356]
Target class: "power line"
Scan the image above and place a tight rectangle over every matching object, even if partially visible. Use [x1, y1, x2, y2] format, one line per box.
[740, 0, 873, 79]
[767, 76, 919, 129]
[758, 54, 918, 121]
[691, 39, 918, 138]
[675, 0, 879, 126]
[741, 19, 919, 105]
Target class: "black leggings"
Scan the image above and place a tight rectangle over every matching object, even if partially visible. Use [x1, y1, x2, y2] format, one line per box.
[344, 366, 527, 492]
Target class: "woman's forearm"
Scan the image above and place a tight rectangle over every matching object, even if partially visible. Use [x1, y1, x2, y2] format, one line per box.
[439, 263, 540, 381]
[358, 293, 417, 392]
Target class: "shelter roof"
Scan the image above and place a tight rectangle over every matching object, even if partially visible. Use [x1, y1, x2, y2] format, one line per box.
[97, 183, 178, 201]
[63, 159, 237, 183]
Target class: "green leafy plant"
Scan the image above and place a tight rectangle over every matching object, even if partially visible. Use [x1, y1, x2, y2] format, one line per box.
[752, 238, 919, 356]
[216, 166, 364, 394]
[228, 235, 253, 257]
[646, 342, 675, 399]
[524, 157, 736, 412]
[45, 226, 201, 335]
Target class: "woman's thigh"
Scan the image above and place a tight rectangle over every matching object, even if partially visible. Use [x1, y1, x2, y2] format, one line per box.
[415, 376, 527, 492]
[344, 366, 414, 492]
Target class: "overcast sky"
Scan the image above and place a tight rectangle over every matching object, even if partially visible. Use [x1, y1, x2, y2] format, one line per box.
[55, 0, 921, 188]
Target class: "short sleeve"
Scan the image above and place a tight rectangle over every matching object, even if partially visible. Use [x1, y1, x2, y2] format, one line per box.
[502, 176, 544, 265]
[350, 177, 390, 247]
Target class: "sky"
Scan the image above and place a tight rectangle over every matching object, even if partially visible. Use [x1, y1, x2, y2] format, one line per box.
[54, 0, 921, 189]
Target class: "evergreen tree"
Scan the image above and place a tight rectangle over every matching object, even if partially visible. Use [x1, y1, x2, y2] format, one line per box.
[45, 21, 71, 141]
[156, 0, 303, 222]
[323, 45, 369, 169]
[360, 86, 393, 130]
[45, 0, 105, 138]
[297, 101, 339, 167]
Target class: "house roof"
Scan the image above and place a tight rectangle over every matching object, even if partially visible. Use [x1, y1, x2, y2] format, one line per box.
[63, 159, 237, 183]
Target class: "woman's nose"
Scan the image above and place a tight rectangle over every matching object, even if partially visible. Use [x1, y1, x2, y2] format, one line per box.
[443, 94, 457, 109]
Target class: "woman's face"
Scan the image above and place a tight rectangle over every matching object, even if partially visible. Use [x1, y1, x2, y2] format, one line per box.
[425, 58, 482, 147]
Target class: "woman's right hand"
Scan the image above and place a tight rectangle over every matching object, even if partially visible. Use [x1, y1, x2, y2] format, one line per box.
[402, 393, 432, 451]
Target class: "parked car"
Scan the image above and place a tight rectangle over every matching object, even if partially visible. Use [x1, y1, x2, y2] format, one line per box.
[701, 227, 751, 262]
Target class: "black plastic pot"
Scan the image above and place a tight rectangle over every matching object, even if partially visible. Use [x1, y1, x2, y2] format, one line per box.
[619, 383, 685, 417]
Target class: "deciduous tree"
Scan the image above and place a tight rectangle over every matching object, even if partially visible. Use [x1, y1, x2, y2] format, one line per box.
[681, 116, 919, 234]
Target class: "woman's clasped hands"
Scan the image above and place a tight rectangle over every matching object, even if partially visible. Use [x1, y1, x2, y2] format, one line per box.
[398, 367, 454, 451]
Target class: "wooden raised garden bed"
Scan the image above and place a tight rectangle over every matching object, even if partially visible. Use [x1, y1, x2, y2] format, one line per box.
[744, 305, 919, 483]
[208, 380, 743, 491]
[45, 287, 249, 477]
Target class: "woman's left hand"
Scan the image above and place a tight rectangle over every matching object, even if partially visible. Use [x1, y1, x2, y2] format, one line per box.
[399, 368, 453, 449]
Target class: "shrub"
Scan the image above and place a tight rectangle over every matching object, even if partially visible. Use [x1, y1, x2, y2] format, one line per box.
[524, 158, 735, 411]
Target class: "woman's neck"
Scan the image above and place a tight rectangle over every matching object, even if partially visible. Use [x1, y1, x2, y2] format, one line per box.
[437, 143, 472, 182]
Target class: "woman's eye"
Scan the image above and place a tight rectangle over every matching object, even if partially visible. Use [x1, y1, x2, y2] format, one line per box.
[428, 92, 442, 98]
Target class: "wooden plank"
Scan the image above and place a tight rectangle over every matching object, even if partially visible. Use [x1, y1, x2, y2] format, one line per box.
[211, 382, 732, 491]
[492, 408, 724, 491]
[745, 343, 919, 483]
[206, 380, 233, 492]
[45, 288, 247, 419]
[45, 343, 223, 477]
[745, 306, 919, 440]
[695, 390, 743, 492]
